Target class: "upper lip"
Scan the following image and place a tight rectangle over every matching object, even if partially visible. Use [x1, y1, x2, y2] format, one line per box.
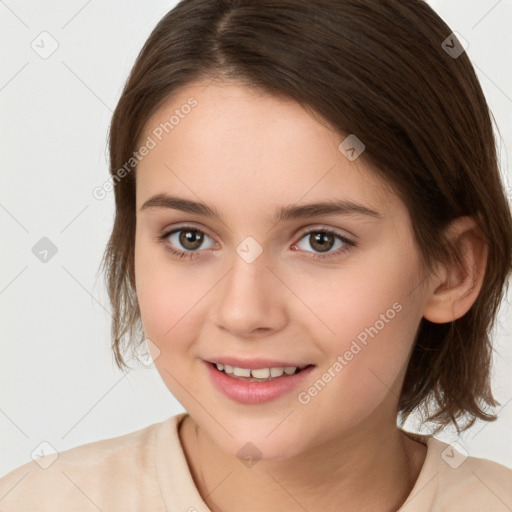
[205, 357, 313, 370]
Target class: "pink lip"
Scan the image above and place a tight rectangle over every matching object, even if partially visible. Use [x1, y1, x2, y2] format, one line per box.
[204, 361, 315, 404]
[205, 357, 311, 370]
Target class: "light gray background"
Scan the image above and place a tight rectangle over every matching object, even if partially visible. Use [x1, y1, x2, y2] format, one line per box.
[1, 0, 511, 478]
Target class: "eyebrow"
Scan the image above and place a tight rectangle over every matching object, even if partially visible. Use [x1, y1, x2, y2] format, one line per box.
[139, 193, 383, 222]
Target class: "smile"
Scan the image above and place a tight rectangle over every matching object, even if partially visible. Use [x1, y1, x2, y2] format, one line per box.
[211, 362, 310, 382]
[205, 361, 316, 404]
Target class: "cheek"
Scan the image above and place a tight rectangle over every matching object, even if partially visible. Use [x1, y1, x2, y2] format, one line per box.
[292, 248, 423, 411]
[134, 240, 208, 405]
[134, 237, 200, 347]
[290, 242, 421, 347]
[294, 298, 420, 438]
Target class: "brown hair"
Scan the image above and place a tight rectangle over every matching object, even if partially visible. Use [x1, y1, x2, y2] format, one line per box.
[100, 0, 512, 434]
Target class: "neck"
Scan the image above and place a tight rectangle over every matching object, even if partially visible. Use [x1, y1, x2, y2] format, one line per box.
[179, 413, 427, 512]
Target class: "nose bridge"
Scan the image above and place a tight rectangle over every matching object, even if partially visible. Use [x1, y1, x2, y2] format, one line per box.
[225, 233, 269, 287]
[223, 238, 270, 308]
[211, 236, 286, 335]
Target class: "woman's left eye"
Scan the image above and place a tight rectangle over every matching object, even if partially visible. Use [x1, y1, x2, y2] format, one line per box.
[293, 228, 355, 260]
[157, 226, 355, 261]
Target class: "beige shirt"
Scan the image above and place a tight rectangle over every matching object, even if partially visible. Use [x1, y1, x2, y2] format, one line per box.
[1, 412, 511, 511]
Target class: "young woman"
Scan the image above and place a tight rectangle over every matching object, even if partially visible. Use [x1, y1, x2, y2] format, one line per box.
[1, 1, 511, 510]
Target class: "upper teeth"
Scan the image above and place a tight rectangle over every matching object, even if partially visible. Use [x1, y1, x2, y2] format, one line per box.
[216, 363, 299, 378]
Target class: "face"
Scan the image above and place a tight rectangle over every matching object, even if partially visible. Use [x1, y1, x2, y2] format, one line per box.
[134, 80, 431, 461]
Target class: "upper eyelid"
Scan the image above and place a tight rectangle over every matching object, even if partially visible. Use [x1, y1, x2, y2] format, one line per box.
[162, 223, 217, 244]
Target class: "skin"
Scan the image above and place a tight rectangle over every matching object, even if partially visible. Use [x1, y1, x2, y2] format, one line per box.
[134, 80, 487, 512]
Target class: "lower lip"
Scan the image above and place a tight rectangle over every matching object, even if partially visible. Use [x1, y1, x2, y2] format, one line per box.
[204, 361, 315, 404]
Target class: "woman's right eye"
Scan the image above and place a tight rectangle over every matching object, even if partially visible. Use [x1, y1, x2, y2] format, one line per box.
[158, 226, 216, 259]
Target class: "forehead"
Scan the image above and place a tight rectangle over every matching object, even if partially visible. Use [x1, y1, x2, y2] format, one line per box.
[135, 80, 399, 220]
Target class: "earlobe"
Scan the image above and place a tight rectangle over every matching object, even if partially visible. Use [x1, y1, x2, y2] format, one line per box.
[423, 216, 488, 324]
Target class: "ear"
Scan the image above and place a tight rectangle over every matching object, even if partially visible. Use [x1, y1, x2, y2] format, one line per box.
[423, 216, 488, 323]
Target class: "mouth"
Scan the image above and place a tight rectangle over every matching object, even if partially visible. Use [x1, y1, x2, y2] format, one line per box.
[207, 361, 315, 383]
[205, 359, 316, 404]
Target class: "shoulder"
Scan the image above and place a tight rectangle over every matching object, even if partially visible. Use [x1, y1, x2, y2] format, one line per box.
[404, 434, 512, 512]
[434, 438, 512, 511]
[0, 415, 180, 511]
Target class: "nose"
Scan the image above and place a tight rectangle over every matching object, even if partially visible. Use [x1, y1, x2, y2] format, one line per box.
[210, 245, 288, 338]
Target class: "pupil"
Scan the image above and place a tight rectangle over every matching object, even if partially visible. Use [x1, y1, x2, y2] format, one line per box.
[311, 232, 333, 252]
[180, 230, 203, 250]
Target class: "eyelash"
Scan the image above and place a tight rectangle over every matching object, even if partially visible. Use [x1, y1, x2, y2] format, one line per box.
[157, 224, 356, 261]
